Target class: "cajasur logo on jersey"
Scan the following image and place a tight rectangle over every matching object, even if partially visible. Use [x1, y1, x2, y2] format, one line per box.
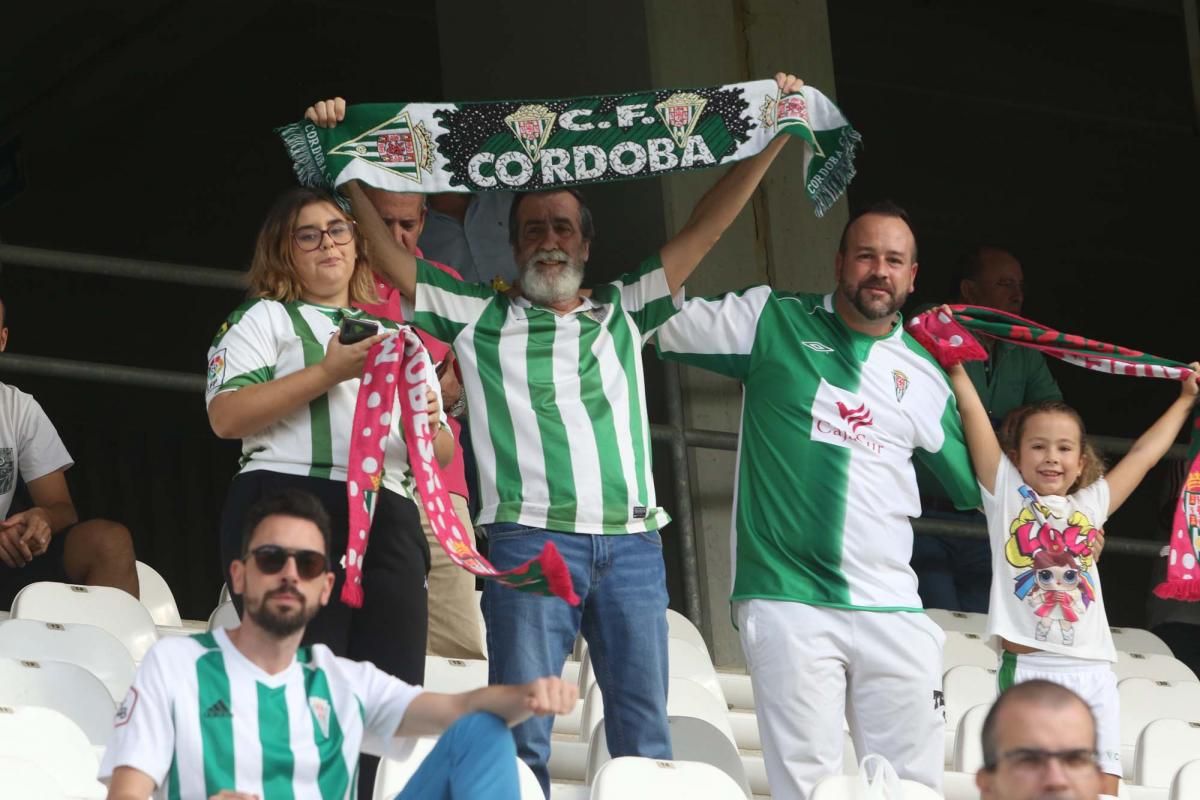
[811, 379, 884, 455]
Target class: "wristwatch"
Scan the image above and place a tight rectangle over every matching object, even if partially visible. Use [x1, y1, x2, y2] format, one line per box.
[448, 394, 468, 419]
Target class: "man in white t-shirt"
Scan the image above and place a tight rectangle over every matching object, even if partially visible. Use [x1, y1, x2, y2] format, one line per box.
[0, 296, 139, 607]
[102, 488, 576, 800]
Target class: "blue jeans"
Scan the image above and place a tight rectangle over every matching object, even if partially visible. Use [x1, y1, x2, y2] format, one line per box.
[482, 524, 672, 796]
[911, 510, 992, 613]
[394, 712, 518, 800]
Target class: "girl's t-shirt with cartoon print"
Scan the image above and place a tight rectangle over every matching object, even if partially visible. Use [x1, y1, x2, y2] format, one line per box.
[982, 455, 1116, 663]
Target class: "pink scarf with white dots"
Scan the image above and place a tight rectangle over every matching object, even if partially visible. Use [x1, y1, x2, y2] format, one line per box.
[341, 326, 579, 608]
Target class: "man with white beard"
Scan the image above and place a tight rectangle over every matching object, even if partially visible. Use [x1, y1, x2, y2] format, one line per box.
[314, 71, 804, 795]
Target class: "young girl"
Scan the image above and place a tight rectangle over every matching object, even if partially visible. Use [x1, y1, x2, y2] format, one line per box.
[944, 331, 1199, 795]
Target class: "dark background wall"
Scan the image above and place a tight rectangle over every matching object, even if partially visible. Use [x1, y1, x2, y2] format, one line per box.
[1, 0, 1197, 624]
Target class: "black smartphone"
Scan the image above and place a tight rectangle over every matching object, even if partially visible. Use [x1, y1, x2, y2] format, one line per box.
[339, 318, 380, 345]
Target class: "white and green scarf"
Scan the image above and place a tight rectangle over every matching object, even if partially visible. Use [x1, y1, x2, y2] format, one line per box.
[277, 80, 861, 216]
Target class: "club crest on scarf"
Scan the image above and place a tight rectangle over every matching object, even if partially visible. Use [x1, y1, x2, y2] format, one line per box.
[328, 110, 434, 183]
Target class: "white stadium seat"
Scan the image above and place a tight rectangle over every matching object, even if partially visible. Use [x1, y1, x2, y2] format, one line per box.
[0, 618, 136, 702]
[371, 735, 542, 799]
[942, 770, 982, 800]
[943, 630, 998, 671]
[1135, 718, 1200, 789]
[1119, 678, 1200, 781]
[135, 560, 182, 627]
[0, 656, 116, 746]
[666, 608, 709, 654]
[943, 664, 998, 765]
[1115, 651, 1197, 683]
[0, 704, 106, 798]
[580, 676, 733, 745]
[926, 608, 988, 635]
[1170, 758, 1200, 800]
[207, 600, 241, 631]
[590, 757, 746, 800]
[0, 754, 69, 799]
[1109, 627, 1173, 657]
[576, 636, 725, 705]
[11, 581, 158, 662]
[953, 702, 991, 773]
[586, 715, 751, 794]
[811, 774, 942, 800]
[423, 656, 489, 693]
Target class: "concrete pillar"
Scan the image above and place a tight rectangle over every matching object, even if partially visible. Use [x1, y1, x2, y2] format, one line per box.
[644, 0, 847, 667]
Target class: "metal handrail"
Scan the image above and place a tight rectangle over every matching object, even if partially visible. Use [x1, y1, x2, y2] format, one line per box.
[0, 243, 1181, 627]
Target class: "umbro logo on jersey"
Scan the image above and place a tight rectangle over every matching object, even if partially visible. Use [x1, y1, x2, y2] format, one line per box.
[836, 401, 874, 433]
[801, 341, 834, 353]
[205, 699, 232, 719]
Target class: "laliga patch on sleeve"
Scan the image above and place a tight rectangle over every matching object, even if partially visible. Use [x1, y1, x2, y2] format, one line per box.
[207, 349, 227, 392]
[114, 686, 139, 727]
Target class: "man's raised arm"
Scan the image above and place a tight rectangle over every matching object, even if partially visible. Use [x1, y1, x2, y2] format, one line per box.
[304, 98, 419, 298]
[658, 72, 802, 295]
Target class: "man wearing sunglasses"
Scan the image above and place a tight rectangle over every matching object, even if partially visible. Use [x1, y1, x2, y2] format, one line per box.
[976, 680, 1102, 800]
[101, 489, 577, 800]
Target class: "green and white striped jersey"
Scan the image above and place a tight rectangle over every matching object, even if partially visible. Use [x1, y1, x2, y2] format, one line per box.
[412, 256, 680, 534]
[99, 629, 423, 800]
[207, 299, 443, 500]
[657, 289, 980, 611]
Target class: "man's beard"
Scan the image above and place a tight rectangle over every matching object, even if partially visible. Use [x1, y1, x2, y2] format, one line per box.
[843, 276, 908, 321]
[520, 249, 585, 306]
[246, 585, 318, 638]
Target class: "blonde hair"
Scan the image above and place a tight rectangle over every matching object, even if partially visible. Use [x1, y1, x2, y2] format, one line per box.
[246, 188, 378, 306]
[999, 401, 1105, 493]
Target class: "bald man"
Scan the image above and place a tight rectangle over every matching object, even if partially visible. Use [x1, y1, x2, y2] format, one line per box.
[977, 680, 1102, 800]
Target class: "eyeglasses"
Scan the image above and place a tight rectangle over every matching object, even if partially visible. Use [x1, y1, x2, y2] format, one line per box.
[244, 545, 329, 579]
[293, 221, 355, 252]
[986, 748, 1098, 773]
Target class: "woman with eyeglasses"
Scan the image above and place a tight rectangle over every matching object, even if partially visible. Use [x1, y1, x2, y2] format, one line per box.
[205, 186, 452, 690]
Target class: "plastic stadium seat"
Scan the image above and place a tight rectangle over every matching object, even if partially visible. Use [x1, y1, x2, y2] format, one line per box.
[1119, 678, 1200, 781]
[0, 618, 135, 702]
[586, 715, 751, 794]
[135, 561, 182, 627]
[371, 735, 542, 799]
[580, 676, 734, 744]
[1135, 718, 1200, 789]
[1109, 627, 1173, 657]
[811, 774, 943, 800]
[423, 656, 489, 693]
[0, 656, 116, 746]
[207, 600, 240, 631]
[11, 581, 158, 662]
[943, 630, 998, 672]
[953, 702, 991, 773]
[218, 583, 231, 605]
[1170, 758, 1200, 800]
[590, 757, 746, 800]
[1115, 651, 1198, 683]
[943, 664, 998, 765]
[666, 608, 709, 654]
[0, 755, 69, 798]
[942, 770, 982, 800]
[0, 704, 105, 798]
[718, 670, 755, 710]
[926, 608, 988, 635]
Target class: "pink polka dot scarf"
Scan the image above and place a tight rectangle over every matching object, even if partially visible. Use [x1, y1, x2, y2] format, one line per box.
[909, 304, 1200, 601]
[342, 326, 580, 608]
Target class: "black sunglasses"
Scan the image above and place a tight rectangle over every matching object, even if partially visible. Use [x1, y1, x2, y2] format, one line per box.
[244, 545, 329, 580]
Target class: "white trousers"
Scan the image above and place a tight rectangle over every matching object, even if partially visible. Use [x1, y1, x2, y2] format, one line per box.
[737, 599, 946, 800]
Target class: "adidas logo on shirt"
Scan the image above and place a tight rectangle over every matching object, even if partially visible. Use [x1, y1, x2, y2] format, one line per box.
[205, 699, 232, 719]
